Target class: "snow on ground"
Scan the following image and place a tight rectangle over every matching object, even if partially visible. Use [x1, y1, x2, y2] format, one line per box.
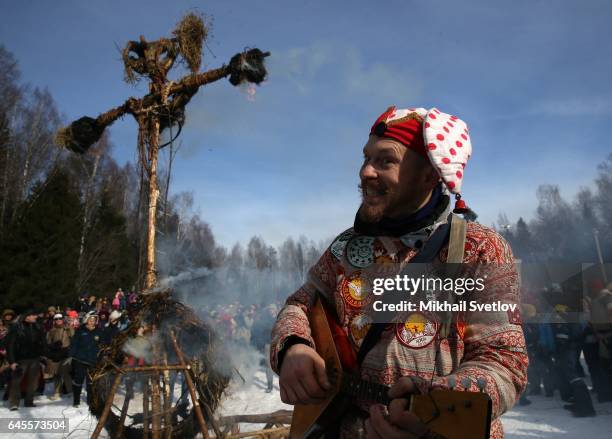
[2, 370, 611, 438]
[502, 395, 612, 439]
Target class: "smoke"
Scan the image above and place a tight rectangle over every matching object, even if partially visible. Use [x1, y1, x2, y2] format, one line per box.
[151, 199, 327, 384]
[240, 83, 258, 102]
[213, 341, 264, 386]
[122, 331, 161, 363]
[158, 267, 212, 289]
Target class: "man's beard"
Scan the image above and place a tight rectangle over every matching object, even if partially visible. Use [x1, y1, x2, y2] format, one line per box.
[358, 182, 394, 223]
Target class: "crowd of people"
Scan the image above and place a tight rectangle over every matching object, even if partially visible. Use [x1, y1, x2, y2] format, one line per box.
[520, 280, 612, 417]
[0, 289, 284, 411]
[197, 300, 283, 392]
[1, 280, 610, 421]
[0, 288, 134, 410]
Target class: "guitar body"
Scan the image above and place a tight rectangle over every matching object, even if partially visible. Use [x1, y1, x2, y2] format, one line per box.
[290, 296, 344, 439]
[289, 296, 492, 439]
[410, 390, 492, 439]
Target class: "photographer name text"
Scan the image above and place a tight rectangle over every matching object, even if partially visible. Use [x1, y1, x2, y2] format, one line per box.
[372, 300, 517, 313]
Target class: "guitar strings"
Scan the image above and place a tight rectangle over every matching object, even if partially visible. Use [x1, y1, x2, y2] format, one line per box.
[423, 330, 444, 424]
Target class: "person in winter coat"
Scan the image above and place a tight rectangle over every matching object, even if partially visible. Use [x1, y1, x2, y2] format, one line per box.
[271, 107, 527, 439]
[552, 304, 596, 417]
[46, 313, 74, 400]
[0, 309, 15, 349]
[252, 305, 277, 393]
[76, 293, 89, 313]
[587, 283, 612, 402]
[102, 310, 123, 346]
[128, 288, 138, 306]
[43, 306, 57, 333]
[66, 309, 80, 330]
[5, 309, 46, 410]
[1, 309, 16, 333]
[70, 312, 103, 407]
[112, 292, 121, 310]
[112, 288, 125, 310]
[0, 318, 8, 350]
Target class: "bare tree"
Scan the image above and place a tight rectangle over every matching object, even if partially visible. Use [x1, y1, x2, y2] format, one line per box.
[0, 46, 22, 234]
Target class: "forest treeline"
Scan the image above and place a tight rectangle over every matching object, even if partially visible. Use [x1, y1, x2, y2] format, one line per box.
[0, 46, 323, 309]
[496, 165, 612, 265]
[0, 44, 610, 309]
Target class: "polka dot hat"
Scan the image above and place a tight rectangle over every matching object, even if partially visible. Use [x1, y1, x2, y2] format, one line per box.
[370, 106, 472, 213]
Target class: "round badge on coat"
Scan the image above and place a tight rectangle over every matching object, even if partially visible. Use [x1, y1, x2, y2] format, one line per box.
[346, 235, 376, 268]
[330, 230, 354, 261]
[340, 271, 370, 308]
[395, 312, 439, 349]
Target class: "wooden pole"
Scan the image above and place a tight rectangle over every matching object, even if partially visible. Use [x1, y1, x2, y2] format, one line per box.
[219, 410, 293, 426]
[226, 426, 290, 438]
[143, 376, 150, 437]
[169, 329, 210, 439]
[144, 116, 161, 290]
[122, 365, 189, 372]
[150, 331, 162, 439]
[91, 372, 123, 439]
[162, 350, 173, 439]
[116, 390, 131, 439]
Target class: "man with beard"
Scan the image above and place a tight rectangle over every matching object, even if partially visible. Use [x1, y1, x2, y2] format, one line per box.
[6, 309, 46, 409]
[270, 107, 527, 439]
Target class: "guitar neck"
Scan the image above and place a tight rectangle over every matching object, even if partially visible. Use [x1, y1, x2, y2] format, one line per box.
[340, 374, 393, 405]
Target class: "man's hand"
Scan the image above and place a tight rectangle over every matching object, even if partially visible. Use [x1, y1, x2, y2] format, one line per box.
[279, 343, 331, 405]
[10, 362, 18, 371]
[365, 377, 431, 439]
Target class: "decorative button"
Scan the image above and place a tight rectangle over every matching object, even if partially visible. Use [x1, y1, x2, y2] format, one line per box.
[346, 236, 375, 268]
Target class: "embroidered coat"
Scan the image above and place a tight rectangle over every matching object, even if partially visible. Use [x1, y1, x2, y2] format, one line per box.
[271, 220, 528, 438]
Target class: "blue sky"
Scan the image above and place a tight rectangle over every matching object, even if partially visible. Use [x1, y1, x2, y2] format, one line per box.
[2, 0, 611, 248]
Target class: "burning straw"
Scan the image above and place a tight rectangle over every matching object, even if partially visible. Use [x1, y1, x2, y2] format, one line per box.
[90, 290, 230, 438]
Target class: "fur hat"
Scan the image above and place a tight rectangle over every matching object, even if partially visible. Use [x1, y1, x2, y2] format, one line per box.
[1, 309, 15, 319]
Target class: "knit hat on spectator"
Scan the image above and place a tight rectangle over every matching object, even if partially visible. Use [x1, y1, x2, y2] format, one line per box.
[53, 313, 64, 320]
[370, 106, 472, 214]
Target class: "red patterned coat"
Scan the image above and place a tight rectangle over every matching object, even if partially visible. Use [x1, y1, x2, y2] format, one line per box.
[271, 221, 528, 438]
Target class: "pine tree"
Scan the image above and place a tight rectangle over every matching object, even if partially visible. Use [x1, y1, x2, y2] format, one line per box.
[79, 189, 137, 296]
[0, 168, 82, 308]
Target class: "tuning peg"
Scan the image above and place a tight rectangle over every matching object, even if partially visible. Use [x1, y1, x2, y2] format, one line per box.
[461, 378, 472, 390]
[476, 378, 486, 392]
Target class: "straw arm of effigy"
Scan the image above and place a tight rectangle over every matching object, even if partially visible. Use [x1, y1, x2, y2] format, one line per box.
[56, 49, 270, 154]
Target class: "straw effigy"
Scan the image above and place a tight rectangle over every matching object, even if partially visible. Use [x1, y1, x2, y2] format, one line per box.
[89, 290, 230, 438]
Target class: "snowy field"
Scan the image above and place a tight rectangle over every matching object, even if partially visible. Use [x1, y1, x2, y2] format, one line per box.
[1, 369, 611, 438]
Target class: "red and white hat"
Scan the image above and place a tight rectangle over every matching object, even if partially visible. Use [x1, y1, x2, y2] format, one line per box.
[370, 106, 472, 213]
